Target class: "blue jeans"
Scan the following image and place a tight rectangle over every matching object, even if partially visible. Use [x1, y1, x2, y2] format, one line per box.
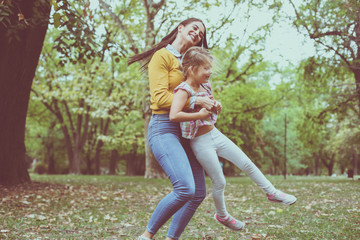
[147, 114, 206, 239]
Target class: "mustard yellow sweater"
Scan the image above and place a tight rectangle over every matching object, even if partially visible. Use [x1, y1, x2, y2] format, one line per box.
[148, 48, 190, 114]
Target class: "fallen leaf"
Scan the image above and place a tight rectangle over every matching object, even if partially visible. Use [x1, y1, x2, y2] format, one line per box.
[18, 13, 24, 21]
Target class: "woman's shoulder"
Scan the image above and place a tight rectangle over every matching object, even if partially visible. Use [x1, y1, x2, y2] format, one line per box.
[150, 48, 174, 65]
[152, 48, 173, 59]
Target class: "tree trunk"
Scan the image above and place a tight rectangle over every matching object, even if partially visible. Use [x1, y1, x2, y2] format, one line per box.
[94, 140, 104, 175]
[353, 16, 360, 119]
[353, 152, 358, 176]
[46, 141, 56, 174]
[46, 120, 56, 174]
[85, 152, 93, 174]
[314, 154, 319, 176]
[69, 105, 89, 174]
[353, 68, 360, 120]
[126, 145, 145, 176]
[321, 153, 335, 176]
[109, 149, 119, 175]
[94, 118, 110, 174]
[71, 133, 82, 174]
[0, 0, 50, 186]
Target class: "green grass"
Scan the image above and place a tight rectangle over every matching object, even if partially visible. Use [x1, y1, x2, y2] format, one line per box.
[1, 174, 359, 239]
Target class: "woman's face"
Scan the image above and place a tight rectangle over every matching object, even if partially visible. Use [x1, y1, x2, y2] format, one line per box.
[178, 21, 205, 47]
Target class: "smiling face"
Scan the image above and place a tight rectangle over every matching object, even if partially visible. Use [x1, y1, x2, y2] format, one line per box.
[178, 21, 205, 47]
[192, 62, 212, 84]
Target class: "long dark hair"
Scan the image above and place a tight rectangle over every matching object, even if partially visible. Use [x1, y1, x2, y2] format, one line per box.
[128, 18, 208, 69]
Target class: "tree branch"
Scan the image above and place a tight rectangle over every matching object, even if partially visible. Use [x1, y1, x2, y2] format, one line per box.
[313, 39, 352, 68]
[229, 60, 258, 84]
[63, 100, 75, 136]
[99, 0, 139, 54]
[228, 96, 285, 114]
[317, 96, 357, 119]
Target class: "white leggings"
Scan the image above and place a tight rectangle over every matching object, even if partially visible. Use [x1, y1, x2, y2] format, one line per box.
[190, 127, 276, 217]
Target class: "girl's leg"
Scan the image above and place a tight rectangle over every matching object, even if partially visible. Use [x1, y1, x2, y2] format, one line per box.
[190, 134, 228, 217]
[214, 128, 296, 205]
[211, 128, 276, 194]
[167, 138, 206, 239]
[191, 133, 245, 231]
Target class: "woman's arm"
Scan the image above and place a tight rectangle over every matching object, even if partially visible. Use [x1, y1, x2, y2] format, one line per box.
[170, 90, 211, 122]
[149, 51, 191, 110]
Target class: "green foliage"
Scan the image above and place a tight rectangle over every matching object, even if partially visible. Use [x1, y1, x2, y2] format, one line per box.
[0, 0, 50, 42]
[26, 98, 68, 174]
[211, 44, 278, 166]
[23, 0, 359, 176]
[27, 11, 145, 173]
[0, 2, 13, 28]
[293, 55, 358, 175]
[50, 0, 100, 66]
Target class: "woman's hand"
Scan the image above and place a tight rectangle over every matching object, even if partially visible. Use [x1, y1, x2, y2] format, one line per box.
[198, 108, 212, 120]
[196, 96, 215, 110]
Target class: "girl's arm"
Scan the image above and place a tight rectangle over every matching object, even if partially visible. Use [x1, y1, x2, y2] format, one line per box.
[170, 90, 211, 122]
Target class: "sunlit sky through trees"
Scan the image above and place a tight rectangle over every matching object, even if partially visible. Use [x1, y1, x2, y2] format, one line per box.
[88, 0, 316, 70]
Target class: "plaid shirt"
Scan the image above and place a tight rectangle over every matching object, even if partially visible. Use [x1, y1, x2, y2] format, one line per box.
[174, 82, 218, 139]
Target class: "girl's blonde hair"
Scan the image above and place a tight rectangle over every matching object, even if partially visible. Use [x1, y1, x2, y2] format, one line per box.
[181, 46, 213, 79]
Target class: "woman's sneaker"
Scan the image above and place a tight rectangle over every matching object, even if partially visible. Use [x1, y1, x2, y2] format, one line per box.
[214, 213, 245, 231]
[267, 190, 297, 206]
[137, 235, 151, 240]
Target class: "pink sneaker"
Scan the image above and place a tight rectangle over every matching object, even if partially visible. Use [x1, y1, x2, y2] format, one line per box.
[214, 213, 245, 231]
[267, 190, 296, 206]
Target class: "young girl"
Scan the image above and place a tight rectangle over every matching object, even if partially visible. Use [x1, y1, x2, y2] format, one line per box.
[169, 47, 296, 231]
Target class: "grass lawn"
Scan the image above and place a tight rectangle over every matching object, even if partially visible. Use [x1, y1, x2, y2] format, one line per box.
[1, 174, 359, 239]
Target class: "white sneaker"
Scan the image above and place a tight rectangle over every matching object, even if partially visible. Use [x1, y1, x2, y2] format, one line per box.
[267, 190, 297, 206]
[137, 235, 151, 240]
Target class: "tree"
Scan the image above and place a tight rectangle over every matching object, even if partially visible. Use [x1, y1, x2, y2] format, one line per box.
[0, 0, 51, 186]
[289, 0, 360, 118]
[288, 1, 360, 175]
[293, 55, 357, 175]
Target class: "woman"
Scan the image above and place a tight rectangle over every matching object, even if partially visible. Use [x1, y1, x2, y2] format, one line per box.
[128, 18, 215, 240]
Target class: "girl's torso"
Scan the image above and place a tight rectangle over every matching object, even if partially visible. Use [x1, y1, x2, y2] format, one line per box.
[175, 81, 218, 139]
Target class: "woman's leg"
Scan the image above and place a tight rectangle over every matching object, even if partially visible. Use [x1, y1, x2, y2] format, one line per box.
[166, 138, 206, 239]
[144, 115, 199, 238]
[146, 132, 196, 236]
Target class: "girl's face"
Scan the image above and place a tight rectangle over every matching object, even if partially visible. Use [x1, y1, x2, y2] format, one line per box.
[178, 21, 205, 46]
[192, 63, 212, 84]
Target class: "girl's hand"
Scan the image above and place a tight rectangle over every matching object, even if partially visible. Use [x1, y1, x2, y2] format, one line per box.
[213, 101, 222, 114]
[196, 96, 214, 110]
[198, 108, 211, 120]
